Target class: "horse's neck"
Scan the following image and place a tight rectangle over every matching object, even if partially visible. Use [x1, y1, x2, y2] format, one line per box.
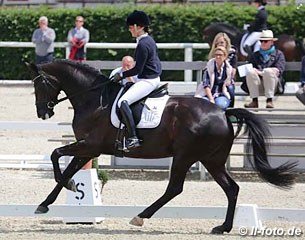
[52, 71, 100, 115]
[66, 81, 120, 121]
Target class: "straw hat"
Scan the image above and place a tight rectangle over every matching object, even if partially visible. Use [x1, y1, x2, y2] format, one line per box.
[259, 30, 278, 41]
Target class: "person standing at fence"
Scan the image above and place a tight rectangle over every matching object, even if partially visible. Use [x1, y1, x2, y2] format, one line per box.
[67, 16, 90, 62]
[244, 30, 286, 109]
[208, 32, 237, 107]
[31, 16, 56, 64]
[109, 56, 138, 86]
[194, 46, 233, 110]
[111, 10, 162, 152]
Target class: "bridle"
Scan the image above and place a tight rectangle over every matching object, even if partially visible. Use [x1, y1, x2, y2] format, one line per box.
[33, 72, 60, 110]
[33, 71, 112, 109]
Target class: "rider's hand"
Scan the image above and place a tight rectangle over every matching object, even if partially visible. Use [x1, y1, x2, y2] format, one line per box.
[111, 73, 123, 83]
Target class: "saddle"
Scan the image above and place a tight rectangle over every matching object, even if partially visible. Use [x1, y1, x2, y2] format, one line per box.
[115, 83, 169, 125]
[113, 83, 169, 156]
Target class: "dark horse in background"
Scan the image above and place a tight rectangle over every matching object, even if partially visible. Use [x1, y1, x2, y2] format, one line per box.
[26, 60, 296, 234]
[203, 22, 305, 61]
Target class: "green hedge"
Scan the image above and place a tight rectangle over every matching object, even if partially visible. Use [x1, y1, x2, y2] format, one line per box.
[1, 4, 304, 80]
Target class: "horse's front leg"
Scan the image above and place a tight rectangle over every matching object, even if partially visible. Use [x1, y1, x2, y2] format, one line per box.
[35, 155, 91, 214]
[35, 140, 99, 214]
[50, 147, 64, 183]
[51, 141, 82, 183]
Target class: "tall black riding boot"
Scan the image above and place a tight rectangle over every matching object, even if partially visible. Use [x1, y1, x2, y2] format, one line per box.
[244, 45, 253, 59]
[119, 100, 141, 151]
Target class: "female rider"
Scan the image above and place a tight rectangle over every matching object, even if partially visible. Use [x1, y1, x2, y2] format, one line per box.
[112, 10, 162, 152]
[242, 0, 268, 57]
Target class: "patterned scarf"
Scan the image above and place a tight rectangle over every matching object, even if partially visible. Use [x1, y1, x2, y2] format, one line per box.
[259, 46, 275, 63]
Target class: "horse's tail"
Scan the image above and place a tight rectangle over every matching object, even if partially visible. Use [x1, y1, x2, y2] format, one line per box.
[225, 108, 296, 189]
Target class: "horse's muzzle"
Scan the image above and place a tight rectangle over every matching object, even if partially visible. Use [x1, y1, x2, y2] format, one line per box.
[37, 109, 54, 120]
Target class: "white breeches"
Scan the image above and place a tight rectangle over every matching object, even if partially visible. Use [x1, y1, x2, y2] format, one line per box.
[241, 32, 262, 56]
[118, 77, 160, 107]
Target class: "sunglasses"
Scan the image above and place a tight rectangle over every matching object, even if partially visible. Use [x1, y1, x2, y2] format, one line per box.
[261, 40, 270, 43]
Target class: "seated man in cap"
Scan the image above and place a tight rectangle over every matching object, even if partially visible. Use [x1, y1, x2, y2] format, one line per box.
[244, 29, 286, 108]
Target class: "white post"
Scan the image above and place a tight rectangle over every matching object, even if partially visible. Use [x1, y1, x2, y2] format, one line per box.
[65, 45, 70, 59]
[184, 46, 193, 82]
[63, 169, 104, 224]
[234, 204, 263, 229]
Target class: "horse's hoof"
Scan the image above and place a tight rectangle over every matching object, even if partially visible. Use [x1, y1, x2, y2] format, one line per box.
[65, 179, 76, 192]
[34, 205, 49, 214]
[129, 216, 144, 226]
[211, 226, 225, 234]
[211, 225, 230, 234]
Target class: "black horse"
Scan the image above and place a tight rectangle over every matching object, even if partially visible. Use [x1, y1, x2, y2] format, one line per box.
[203, 22, 305, 61]
[26, 60, 296, 234]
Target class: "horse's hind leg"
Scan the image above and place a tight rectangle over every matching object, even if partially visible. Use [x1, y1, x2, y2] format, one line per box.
[206, 165, 239, 234]
[130, 155, 192, 226]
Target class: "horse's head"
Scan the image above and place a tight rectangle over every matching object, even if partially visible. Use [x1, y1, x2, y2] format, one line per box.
[25, 62, 60, 120]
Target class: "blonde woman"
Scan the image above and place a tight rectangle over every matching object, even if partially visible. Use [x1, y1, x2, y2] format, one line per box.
[208, 32, 237, 77]
[209, 33, 237, 107]
[195, 46, 233, 110]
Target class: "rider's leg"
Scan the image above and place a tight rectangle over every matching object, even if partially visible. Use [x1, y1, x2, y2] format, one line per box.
[120, 100, 141, 149]
[117, 78, 160, 150]
[243, 32, 262, 56]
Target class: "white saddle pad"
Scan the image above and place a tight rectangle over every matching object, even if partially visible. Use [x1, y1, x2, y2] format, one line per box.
[110, 88, 170, 129]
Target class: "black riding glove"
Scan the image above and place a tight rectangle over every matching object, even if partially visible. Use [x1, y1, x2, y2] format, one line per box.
[111, 73, 123, 83]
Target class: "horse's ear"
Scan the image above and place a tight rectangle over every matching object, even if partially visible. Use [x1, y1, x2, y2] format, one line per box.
[24, 61, 39, 73]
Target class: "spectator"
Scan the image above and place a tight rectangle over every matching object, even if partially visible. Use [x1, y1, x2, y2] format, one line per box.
[195, 46, 233, 110]
[244, 30, 286, 109]
[295, 56, 305, 105]
[241, 0, 268, 57]
[300, 56, 305, 90]
[31, 16, 56, 64]
[111, 10, 162, 152]
[208, 32, 237, 107]
[67, 16, 90, 62]
[109, 56, 138, 85]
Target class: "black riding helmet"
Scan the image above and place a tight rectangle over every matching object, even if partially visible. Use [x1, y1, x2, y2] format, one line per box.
[126, 10, 150, 27]
[253, 0, 267, 5]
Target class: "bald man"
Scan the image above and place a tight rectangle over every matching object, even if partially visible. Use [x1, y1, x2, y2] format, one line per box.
[109, 56, 138, 85]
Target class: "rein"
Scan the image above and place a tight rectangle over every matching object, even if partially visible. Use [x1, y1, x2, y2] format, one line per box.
[54, 79, 112, 106]
[33, 72, 112, 109]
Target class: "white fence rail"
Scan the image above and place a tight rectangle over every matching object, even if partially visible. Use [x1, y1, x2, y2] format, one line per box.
[0, 121, 72, 131]
[0, 41, 210, 82]
[0, 204, 304, 229]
